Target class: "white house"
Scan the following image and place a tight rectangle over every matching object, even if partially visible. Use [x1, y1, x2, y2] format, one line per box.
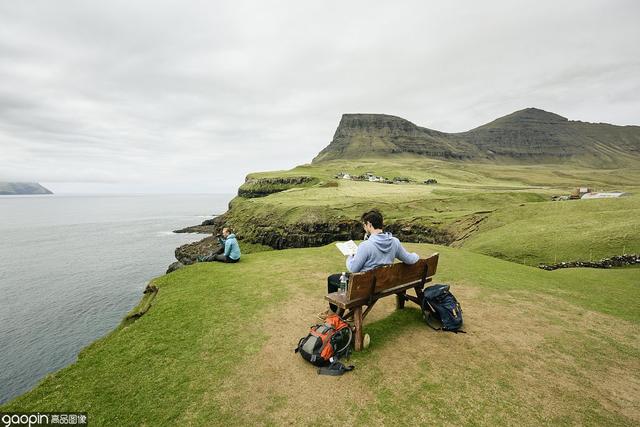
[581, 192, 626, 199]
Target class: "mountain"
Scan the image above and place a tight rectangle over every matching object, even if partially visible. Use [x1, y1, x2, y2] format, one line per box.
[312, 108, 640, 167]
[0, 182, 53, 195]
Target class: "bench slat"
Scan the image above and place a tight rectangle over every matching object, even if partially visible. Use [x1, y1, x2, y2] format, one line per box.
[373, 258, 427, 293]
[325, 277, 433, 309]
[346, 270, 375, 301]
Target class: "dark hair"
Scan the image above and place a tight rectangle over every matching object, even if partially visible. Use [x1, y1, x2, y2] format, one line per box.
[361, 210, 383, 229]
[223, 226, 234, 234]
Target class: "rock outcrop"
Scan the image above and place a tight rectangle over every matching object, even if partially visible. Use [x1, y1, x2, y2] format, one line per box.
[123, 282, 158, 324]
[237, 176, 317, 198]
[173, 213, 460, 264]
[166, 261, 184, 274]
[175, 237, 223, 265]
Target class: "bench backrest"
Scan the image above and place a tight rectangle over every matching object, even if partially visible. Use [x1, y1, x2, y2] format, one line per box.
[346, 253, 439, 301]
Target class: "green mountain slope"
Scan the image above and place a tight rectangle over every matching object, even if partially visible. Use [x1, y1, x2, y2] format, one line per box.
[313, 108, 640, 167]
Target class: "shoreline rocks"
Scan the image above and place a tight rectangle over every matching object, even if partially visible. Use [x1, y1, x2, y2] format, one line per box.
[166, 261, 185, 274]
[175, 237, 223, 265]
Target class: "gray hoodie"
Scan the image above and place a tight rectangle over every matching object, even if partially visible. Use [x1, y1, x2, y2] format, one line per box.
[346, 232, 419, 272]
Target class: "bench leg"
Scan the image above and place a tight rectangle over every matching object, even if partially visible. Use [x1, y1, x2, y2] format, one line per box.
[396, 291, 406, 310]
[353, 306, 364, 351]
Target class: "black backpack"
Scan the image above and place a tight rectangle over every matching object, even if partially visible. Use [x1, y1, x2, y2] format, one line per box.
[421, 284, 465, 333]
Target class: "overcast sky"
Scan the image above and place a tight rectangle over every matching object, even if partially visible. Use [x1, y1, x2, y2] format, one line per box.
[1, 1, 638, 193]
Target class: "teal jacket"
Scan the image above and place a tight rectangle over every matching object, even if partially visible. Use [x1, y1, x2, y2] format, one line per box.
[221, 234, 241, 260]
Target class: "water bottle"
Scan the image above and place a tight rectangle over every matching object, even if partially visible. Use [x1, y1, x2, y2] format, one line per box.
[339, 272, 347, 295]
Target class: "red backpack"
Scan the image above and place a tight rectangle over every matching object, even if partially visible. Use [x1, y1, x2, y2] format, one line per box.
[295, 314, 352, 366]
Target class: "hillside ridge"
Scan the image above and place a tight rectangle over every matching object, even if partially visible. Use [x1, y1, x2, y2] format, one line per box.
[313, 108, 640, 167]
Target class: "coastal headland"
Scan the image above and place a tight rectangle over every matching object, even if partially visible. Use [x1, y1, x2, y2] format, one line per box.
[174, 108, 640, 268]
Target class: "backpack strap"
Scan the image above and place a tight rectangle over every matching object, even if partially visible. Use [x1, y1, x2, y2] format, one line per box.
[424, 312, 441, 331]
[425, 312, 467, 333]
[317, 361, 355, 376]
[294, 336, 305, 353]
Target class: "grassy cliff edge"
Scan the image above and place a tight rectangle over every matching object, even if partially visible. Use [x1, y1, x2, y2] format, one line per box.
[2, 244, 638, 425]
[179, 158, 640, 266]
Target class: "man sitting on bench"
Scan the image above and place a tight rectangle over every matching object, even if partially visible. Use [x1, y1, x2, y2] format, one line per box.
[319, 209, 419, 319]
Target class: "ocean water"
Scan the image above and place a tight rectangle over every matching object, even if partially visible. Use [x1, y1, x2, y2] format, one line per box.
[0, 193, 231, 404]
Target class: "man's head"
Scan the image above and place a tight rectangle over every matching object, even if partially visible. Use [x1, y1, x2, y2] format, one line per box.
[361, 210, 383, 234]
[222, 227, 233, 238]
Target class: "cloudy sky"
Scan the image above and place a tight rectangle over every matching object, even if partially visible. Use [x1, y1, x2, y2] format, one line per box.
[1, 1, 638, 193]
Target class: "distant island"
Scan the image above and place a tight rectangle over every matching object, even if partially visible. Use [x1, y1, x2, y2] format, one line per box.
[0, 182, 53, 195]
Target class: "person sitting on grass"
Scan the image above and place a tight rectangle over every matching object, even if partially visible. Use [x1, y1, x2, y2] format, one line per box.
[319, 209, 419, 319]
[199, 227, 241, 263]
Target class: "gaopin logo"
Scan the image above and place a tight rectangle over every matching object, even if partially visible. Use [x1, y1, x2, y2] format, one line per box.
[1, 413, 49, 427]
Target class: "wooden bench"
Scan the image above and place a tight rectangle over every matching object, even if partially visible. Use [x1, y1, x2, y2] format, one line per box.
[325, 253, 439, 351]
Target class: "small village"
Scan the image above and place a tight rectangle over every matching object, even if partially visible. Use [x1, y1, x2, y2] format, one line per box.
[335, 171, 438, 185]
[552, 187, 627, 201]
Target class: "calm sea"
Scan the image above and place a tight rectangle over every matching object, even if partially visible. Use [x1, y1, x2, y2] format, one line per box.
[0, 193, 231, 404]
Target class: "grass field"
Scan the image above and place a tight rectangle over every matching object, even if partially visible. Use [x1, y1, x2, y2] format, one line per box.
[3, 244, 639, 425]
[462, 195, 640, 265]
[225, 158, 640, 264]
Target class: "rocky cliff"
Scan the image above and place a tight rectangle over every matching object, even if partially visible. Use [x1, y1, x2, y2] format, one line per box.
[313, 108, 640, 167]
[173, 206, 485, 265]
[237, 176, 318, 198]
[313, 113, 475, 162]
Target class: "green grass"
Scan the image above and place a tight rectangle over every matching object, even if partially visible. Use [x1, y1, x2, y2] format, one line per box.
[225, 158, 640, 264]
[462, 194, 640, 265]
[3, 244, 639, 425]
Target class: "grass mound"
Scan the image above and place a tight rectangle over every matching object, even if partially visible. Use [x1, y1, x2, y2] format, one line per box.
[3, 244, 638, 425]
[461, 195, 640, 265]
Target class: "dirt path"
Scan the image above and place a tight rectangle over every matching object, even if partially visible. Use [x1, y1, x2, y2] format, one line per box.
[190, 282, 640, 425]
